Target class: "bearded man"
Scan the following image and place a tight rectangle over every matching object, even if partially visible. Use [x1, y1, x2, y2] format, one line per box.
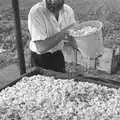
[28, 0, 76, 72]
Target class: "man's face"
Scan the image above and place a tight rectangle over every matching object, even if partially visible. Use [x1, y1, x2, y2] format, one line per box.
[46, 0, 64, 14]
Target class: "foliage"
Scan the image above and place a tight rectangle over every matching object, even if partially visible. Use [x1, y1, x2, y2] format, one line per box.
[0, 20, 30, 68]
[0, 20, 30, 50]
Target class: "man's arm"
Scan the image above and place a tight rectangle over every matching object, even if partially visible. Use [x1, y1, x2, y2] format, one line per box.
[34, 24, 74, 54]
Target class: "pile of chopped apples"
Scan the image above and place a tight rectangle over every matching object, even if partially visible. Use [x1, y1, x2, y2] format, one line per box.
[0, 75, 120, 120]
[69, 26, 97, 37]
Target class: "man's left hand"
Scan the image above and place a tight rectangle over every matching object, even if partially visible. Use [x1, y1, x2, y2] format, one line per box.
[64, 33, 78, 50]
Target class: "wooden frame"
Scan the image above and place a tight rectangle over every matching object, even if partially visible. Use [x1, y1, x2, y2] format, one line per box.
[1, 67, 120, 92]
[12, 0, 26, 75]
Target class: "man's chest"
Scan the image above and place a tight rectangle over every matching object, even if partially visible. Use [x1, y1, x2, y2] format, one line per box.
[43, 12, 69, 36]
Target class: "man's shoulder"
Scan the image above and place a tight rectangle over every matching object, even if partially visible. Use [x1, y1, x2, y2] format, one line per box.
[63, 4, 74, 13]
[29, 2, 44, 16]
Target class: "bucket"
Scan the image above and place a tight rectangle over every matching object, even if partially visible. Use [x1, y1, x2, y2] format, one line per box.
[69, 20, 104, 58]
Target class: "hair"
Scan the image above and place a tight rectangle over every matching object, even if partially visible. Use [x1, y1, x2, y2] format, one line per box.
[45, 0, 64, 13]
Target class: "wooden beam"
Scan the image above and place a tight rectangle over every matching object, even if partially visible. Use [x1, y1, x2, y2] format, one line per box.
[12, 0, 26, 75]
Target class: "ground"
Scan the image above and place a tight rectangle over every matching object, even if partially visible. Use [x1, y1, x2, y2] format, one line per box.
[0, 0, 120, 88]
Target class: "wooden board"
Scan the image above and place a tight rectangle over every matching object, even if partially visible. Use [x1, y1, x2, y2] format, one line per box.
[1, 67, 120, 92]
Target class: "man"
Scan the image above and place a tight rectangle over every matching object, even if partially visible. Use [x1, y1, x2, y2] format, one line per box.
[28, 0, 76, 72]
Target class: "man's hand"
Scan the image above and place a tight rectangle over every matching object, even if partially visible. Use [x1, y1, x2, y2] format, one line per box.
[60, 23, 78, 49]
[64, 33, 78, 50]
[59, 23, 75, 40]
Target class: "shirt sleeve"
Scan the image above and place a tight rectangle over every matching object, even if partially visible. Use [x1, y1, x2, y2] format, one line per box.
[68, 7, 76, 25]
[28, 9, 47, 41]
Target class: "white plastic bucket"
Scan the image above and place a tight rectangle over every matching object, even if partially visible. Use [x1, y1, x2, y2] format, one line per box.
[69, 20, 104, 58]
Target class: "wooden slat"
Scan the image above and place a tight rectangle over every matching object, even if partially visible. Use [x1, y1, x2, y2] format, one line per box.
[12, 0, 26, 75]
[1, 67, 120, 92]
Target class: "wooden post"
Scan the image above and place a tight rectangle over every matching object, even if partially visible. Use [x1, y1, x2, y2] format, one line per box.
[12, 0, 26, 75]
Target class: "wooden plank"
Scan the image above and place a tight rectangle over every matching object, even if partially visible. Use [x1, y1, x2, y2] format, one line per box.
[12, 0, 26, 75]
[1, 67, 120, 92]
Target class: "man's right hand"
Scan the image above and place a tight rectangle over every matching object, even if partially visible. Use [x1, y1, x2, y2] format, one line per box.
[59, 23, 75, 40]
